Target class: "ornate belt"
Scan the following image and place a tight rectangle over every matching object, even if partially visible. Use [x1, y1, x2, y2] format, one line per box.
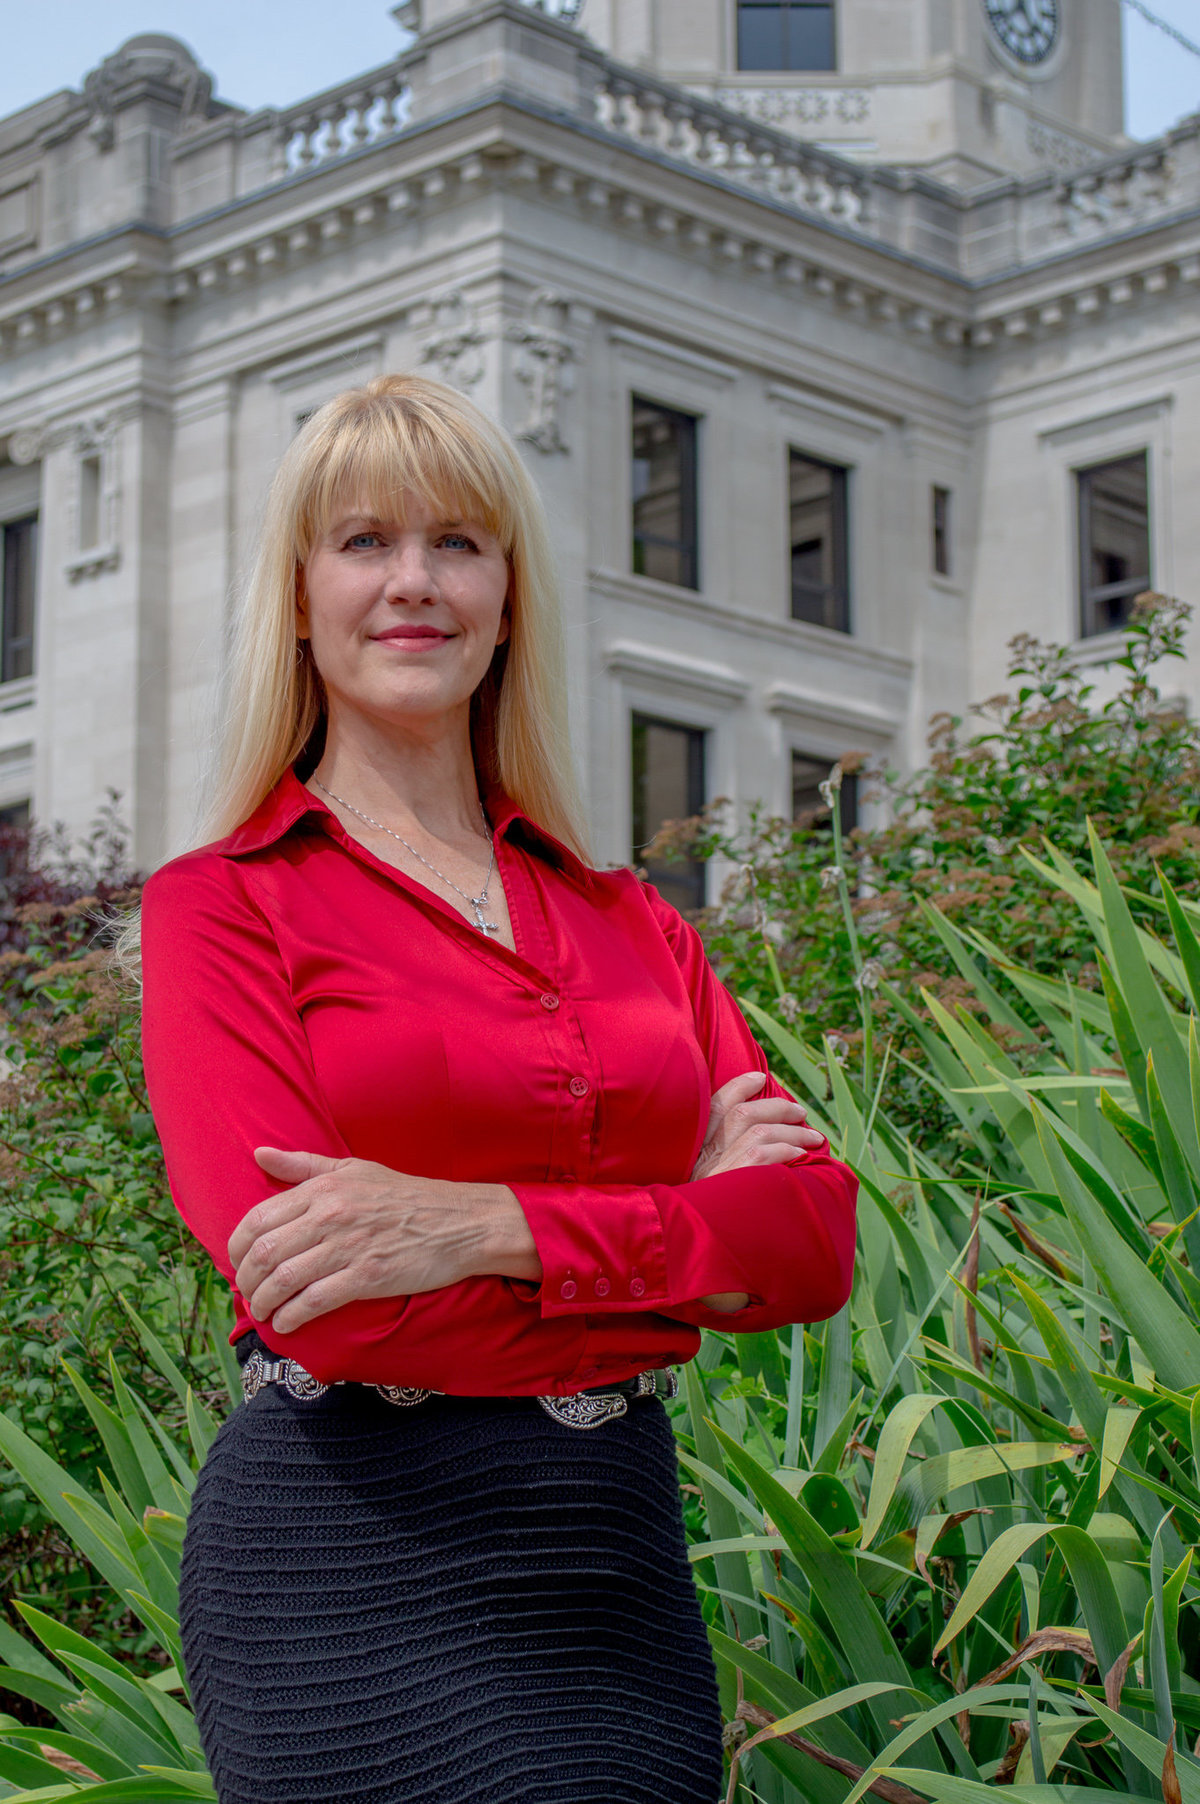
[240, 1348, 678, 1429]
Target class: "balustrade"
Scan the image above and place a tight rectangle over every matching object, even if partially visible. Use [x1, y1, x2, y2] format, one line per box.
[268, 68, 412, 179]
[588, 65, 879, 233]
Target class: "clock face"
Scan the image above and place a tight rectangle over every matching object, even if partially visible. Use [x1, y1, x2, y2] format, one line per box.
[983, 0, 1061, 65]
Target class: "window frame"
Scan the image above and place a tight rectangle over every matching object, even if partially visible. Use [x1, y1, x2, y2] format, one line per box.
[1, 513, 38, 686]
[631, 395, 700, 593]
[736, 0, 838, 72]
[630, 710, 708, 912]
[788, 446, 851, 634]
[932, 484, 952, 579]
[791, 749, 858, 836]
[1076, 450, 1152, 641]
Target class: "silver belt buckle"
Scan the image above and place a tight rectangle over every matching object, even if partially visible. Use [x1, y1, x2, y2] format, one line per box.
[242, 1350, 436, 1408]
[536, 1367, 677, 1429]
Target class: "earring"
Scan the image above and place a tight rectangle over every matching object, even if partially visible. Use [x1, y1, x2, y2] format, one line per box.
[295, 641, 305, 665]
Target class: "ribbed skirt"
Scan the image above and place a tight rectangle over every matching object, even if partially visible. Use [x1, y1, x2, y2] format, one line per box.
[179, 1368, 725, 1804]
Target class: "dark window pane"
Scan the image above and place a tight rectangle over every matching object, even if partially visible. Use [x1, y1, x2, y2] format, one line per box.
[1078, 453, 1150, 638]
[632, 714, 706, 911]
[632, 398, 699, 590]
[2, 516, 37, 684]
[932, 485, 951, 577]
[738, 2, 836, 72]
[738, 4, 786, 68]
[792, 751, 857, 834]
[790, 450, 849, 632]
[786, 5, 836, 70]
[0, 798, 30, 880]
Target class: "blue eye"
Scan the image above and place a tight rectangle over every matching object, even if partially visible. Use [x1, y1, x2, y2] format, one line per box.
[441, 532, 477, 552]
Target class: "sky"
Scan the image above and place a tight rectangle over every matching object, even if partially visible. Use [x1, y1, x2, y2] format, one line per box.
[0, 0, 1194, 144]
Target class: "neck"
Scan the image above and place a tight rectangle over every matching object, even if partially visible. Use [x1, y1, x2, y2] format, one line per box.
[309, 707, 485, 841]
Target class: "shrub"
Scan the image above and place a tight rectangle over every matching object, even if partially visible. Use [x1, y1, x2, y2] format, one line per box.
[679, 595, 1200, 1146]
[0, 800, 227, 1693]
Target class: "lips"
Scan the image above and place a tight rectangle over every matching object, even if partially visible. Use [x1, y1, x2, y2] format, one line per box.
[372, 626, 450, 641]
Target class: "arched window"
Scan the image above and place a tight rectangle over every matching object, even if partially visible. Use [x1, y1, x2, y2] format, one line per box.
[736, 0, 836, 72]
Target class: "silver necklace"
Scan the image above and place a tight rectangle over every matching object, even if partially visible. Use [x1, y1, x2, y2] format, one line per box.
[312, 775, 502, 937]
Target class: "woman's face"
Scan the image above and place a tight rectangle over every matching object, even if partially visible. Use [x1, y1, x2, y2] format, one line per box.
[298, 491, 510, 737]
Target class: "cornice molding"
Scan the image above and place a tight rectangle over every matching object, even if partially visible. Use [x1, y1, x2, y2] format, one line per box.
[604, 639, 751, 705]
[0, 101, 1195, 366]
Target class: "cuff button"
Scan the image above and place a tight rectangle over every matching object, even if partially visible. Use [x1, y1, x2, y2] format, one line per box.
[594, 1276, 611, 1297]
[629, 1277, 645, 1298]
[560, 1278, 578, 1300]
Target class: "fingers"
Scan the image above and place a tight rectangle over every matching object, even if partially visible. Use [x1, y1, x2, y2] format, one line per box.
[701, 1135, 820, 1179]
[706, 1072, 767, 1128]
[241, 1241, 349, 1326]
[228, 1185, 316, 1268]
[232, 1203, 342, 1311]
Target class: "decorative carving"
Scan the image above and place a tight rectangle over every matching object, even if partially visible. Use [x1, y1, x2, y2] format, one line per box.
[63, 416, 121, 582]
[82, 35, 216, 151]
[416, 290, 485, 392]
[712, 85, 871, 131]
[507, 289, 576, 454]
[1027, 120, 1101, 174]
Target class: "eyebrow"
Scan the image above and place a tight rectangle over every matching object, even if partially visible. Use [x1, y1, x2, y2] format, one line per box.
[326, 514, 483, 537]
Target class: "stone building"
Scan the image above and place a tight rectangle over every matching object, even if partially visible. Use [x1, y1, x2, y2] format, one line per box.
[0, 0, 1196, 901]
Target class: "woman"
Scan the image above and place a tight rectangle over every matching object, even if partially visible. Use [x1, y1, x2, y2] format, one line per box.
[137, 373, 858, 1804]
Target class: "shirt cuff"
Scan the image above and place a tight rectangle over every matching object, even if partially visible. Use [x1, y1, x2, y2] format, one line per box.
[507, 1180, 756, 1318]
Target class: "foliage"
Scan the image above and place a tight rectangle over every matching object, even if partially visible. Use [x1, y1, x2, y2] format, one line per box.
[677, 595, 1200, 1142]
[672, 826, 1200, 1802]
[0, 1303, 232, 1798]
[0, 826, 1196, 1800]
[0, 800, 227, 1689]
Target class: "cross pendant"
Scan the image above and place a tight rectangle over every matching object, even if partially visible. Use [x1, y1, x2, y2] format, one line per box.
[471, 899, 502, 936]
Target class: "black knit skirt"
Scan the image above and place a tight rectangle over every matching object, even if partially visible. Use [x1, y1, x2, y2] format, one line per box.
[179, 1345, 725, 1804]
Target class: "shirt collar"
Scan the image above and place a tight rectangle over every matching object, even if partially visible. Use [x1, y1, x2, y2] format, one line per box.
[218, 764, 593, 885]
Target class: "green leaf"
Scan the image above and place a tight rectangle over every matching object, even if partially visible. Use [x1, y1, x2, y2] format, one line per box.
[1029, 1097, 1200, 1392]
[708, 1421, 932, 1755]
[861, 1394, 945, 1548]
[1098, 1406, 1142, 1501]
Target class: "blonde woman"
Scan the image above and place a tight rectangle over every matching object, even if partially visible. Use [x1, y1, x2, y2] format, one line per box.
[137, 374, 858, 1804]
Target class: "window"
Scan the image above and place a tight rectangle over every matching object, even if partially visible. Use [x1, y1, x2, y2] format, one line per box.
[79, 454, 102, 551]
[790, 450, 849, 632]
[932, 485, 952, 577]
[0, 799, 30, 881]
[632, 398, 699, 591]
[2, 516, 37, 684]
[737, 0, 836, 71]
[1078, 453, 1151, 638]
[631, 714, 706, 911]
[792, 751, 858, 835]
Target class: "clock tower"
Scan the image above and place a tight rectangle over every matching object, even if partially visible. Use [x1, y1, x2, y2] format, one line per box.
[579, 0, 1127, 187]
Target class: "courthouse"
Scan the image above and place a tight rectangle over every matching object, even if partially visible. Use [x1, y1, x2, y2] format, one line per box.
[0, 0, 1196, 899]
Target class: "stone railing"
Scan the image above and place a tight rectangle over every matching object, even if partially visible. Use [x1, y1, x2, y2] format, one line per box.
[1051, 144, 1179, 238]
[581, 60, 882, 234]
[268, 62, 413, 178]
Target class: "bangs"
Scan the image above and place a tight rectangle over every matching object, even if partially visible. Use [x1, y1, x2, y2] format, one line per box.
[293, 390, 518, 559]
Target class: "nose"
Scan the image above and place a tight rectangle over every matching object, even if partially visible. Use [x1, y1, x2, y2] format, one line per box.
[382, 534, 438, 603]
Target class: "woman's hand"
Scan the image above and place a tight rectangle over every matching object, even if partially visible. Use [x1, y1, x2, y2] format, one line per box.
[228, 1148, 540, 1334]
[692, 1073, 827, 1314]
[691, 1071, 825, 1182]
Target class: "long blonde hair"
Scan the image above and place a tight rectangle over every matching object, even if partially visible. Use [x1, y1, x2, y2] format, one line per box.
[111, 373, 588, 980]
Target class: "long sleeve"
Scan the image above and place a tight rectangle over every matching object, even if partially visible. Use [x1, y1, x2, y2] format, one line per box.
[507, 884, 858, 1334]
[140, 855, 587, 1392]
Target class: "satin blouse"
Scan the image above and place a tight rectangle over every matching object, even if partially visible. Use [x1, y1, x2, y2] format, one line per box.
[139, 765, 858, 1395]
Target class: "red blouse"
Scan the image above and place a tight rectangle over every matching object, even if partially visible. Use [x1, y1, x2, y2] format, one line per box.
[139, 766, 857, 1396]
